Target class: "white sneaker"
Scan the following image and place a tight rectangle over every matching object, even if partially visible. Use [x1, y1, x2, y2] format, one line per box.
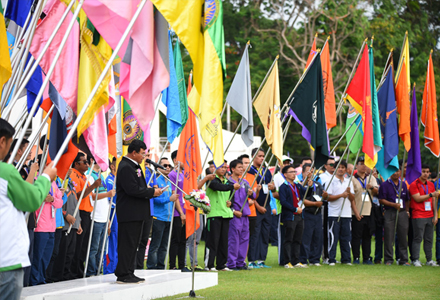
[426, 260, 439, 267]
[209, 268, 218, 271]
[313, 263, 322, 267]
[413, 260, 422, 267]
[294, 263, 308, 268]
[344, 263, 353, 266]
[329, 262, 335, 266]
[284, 263, 294, 269]
[219, 267, 232, 271]
[322, 258, 329, 265]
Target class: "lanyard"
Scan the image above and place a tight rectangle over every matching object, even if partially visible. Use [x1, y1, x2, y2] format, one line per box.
[287, 181, 299, 199]
[49, 185, 53, 196]
[357, 177, 367, 190]
[388, 179, 401, 196]
[421, 183, 429, 195]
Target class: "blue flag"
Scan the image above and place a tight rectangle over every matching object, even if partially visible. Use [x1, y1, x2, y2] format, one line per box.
[5, 0, 33, 27]
[25, 54, 42, 115]
[376, 68, 399, 180]
[161, 31, 182, 143]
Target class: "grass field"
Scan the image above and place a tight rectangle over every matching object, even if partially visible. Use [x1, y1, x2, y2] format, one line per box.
[159, 238, 440, 299]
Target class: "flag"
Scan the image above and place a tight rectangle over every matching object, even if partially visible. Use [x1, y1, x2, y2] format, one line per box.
[320, 38, 336, 129]
[366, 44, 383, 168]
[29, 0, 79, 111]
[4, 0, 32, 27]
[83, 110, 109, 171]
[421, 53, 439, 157]
[48, 83, 68, 160]
[394, 34, 411, 151]
[345, 104, 363, 154]
[25, 55, 43, 115]
[176, 109, 202, 238]
[119, 3, 169, 146]
[304, 34, 317, 71]
[345, 45, 374, 168]
[0, 2, 12, 96]
[161, 31, 182, 144]
[174, 40, 189, 136]
[107, 67, 118, 158]
[406, 87, 421, 184]
[122, 98, 143, 153]
[225, 44, 254, 147]
[253, 61, 283, 163]
[289, 55, 329, 168]
[376, 67, 399, 180]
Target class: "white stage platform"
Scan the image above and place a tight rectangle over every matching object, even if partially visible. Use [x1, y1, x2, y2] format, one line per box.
[21, 270, 218, 300]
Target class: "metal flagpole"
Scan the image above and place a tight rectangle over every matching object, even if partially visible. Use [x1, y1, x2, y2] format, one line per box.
[337, 148, 361, 222]
[66, 160, 95, 235]
[164, 163, 181, 270]
[52, 0, 147, 168]
[84, 170, 102, 278]
[7, 0, 85, 165]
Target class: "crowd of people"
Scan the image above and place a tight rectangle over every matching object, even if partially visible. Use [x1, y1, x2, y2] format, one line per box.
[1, 117, 440, 298]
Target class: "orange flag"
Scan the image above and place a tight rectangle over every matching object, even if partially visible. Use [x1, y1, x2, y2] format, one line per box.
[176, 105, 202, 238]
[345, 44, 374, 165]
[304, 34, 317, 71]
[395, 60, 411, 151]
[320, 38, 336, 129]
[421, 52, 439, 157]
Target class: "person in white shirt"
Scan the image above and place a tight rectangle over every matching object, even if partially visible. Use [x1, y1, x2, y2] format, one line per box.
[319, 158, 336, 189]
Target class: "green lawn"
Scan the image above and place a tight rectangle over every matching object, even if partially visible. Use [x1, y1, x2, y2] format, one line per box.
[159, 237, 440, 299]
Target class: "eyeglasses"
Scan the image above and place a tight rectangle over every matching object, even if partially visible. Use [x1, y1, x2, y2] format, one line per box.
[285, 171, 296, 174]
[327, 163, 335, 167]
[162, 164, 173, 168]
[78, 160, 89, 165]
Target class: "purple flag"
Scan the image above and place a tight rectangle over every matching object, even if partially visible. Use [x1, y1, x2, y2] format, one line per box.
[406, 87, 421, 184]
[288, 108, 311, 143]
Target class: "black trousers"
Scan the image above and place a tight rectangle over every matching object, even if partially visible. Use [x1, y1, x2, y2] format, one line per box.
[115, 221, 144, 279]
[205, 217, 229, 269]
[72, 210, 91, 278]
[323, 202, 329, 260]
[283, 215, 304, 265]
[351, 216, 372, 261]
[52, 229, 77, 281]
[169, 216, 186, 269]
[135, 216, 153, 269]
[46, 228, 63, 281]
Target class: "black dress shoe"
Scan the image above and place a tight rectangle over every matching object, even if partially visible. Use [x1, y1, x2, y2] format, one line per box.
[132, 275, 145, 282]
[116, 275, 141, 284]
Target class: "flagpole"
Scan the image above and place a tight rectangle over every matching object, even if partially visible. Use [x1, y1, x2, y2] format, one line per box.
[393, 149, 406, 245]
[52, 0, 147, 168]
[377, 64, 393, 92]
[337, 147, 361, 222]
[395, 32, 408, 84]
[379, 49, 393, 84]
[66, 160, 95, 236]
[164, 163, 181, 270]
[359, 171, 374, 215]
[7, 0, 85, 165]
[84, 170, 102, 278]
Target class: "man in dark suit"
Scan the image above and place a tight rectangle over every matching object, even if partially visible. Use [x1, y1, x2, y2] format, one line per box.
[115, 140, 162, 283]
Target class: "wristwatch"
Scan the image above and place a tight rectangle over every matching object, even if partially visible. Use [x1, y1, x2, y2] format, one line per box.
[429, 193, 432, 198]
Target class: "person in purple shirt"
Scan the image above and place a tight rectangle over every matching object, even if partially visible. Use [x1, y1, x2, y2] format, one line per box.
[168, 150, 188, 271]
[227, 160, 261, 270]
[378, 169, 411, 266]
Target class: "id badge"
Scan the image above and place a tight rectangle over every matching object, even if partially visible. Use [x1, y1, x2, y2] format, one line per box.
[313, 195, 321, 202]
[297, 200, 303, 207]
[362, 192, 370, 202]
[395, 198, 403, 209]
[424, 201, 432, 211]
[51, 206, 55, 218]
[262, 184, 269, 194]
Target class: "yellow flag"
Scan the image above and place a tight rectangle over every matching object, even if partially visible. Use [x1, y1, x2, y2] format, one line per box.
[0, 8, 12, 104]
[395, 32, 410, 90]
[77, 11, 112, 137]
[253, 61, 283, 164]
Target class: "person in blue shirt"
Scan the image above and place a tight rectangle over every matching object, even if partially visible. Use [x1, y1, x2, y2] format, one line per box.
[104, 158, 117, 274]
[147, 158, 178, 269]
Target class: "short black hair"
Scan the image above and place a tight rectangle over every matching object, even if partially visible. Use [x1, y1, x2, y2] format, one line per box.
[251, 147, 264, 157]
[128, 139, 147, 154]
[72, 152, 86, 167]
[338, 161, 347, 169]
[208, 160, 214, 165]
[422, 164, 430, 170]
[10, 138, 30, 152]
[205, 167, 212, 175]
[302, 163, 312, 172]
[0, 118, 15, 140]
[230, 159, 242, 170]
[301, 157, 311, 163]
[282, 165, 295, 174]
[159, 157, 169, 163]
[171, 150, 178, 160]
[237, 154, 249, 161]
[39, 135, 49, 151]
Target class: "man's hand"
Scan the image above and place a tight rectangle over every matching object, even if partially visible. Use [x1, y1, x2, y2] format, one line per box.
[322, 191, 328, 200]
[153, 188, 163, 197]
[65, 214, 76, 225]
[272, 208, 277, 215]
[45, 195, 54, 203]
[268, 182, 275, 191]
[432, 191, 439, 198]
[315, 201, 323, 208]
[257, 206, 266, 214]
[170, 193, 178, 202]
[43, 162, 57, 181]
[248, 199, 254, 206]
[355, 213, 362, 221]
[307, 179, 313, 187]
[296, 207, 303, 214]
[180, 214, 186, 225]
[394, 203, 401, 210]
[341, 191, 349, 198]
[226, 200, 232, 208]
[206, 174, 216, 181]
[65, 168, 72, 179]
[29, 162, 39, 175]
[433, 216, 438, 226]
[93, 178, 102, 188]
[256, 184, 262, 192]
[233, 183, 240, 190]
[247, 189, 254, 196]
[366, 184, 373, 189]
[109, 189, 116, 198]
[77, 225, 83, 235]
[108, 224, 111, 236]
[233, 211, 242, 218]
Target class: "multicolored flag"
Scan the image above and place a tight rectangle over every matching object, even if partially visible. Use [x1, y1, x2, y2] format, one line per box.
[406, 87, 421, 184]
[421, 52, 439, 157]
[176, 108, 202, 238]
[345, 44, 374, 168]
[253, 60, 283, 164]
[174, 40, 189, 136]
[225, 44, 254, 147]
[394, 33, 411, 152]
[345, 104, 363, 154]
[289, 55, 329, 168]
[0, 2, 12, 104]
[320, 38, 336, 129]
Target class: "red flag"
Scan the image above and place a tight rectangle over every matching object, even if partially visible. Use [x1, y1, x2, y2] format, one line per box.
[345, 45, 374, 163]
[304, 35, 317, 71]
[421, 52, 439, 157]
[176, 106, 202, 238]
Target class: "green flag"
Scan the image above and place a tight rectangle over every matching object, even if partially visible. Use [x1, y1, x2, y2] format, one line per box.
[174, 40, 188, 136]
[345, 103, 363, 154]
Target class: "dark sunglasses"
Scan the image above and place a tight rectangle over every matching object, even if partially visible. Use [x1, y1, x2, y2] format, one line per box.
[162, 164, 173, 168]
[78, 160, 89, 165]
[327, 163, 335, 167]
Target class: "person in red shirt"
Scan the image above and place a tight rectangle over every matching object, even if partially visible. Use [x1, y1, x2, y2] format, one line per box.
[409, 164, 439, 267]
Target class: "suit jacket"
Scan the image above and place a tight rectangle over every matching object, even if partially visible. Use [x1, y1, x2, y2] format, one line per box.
[116, 157, 155, 223]
[279, 182, 306, 222]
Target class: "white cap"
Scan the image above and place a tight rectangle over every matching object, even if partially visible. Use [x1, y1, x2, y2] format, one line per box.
[282, 155, 293, 163]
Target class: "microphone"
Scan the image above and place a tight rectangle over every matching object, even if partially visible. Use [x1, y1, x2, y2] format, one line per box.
[146, 159, 166, 170]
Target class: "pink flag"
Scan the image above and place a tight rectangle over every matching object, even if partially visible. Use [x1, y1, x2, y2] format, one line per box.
[29, 0, 79, 111]
[83, 109, 109, 171]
